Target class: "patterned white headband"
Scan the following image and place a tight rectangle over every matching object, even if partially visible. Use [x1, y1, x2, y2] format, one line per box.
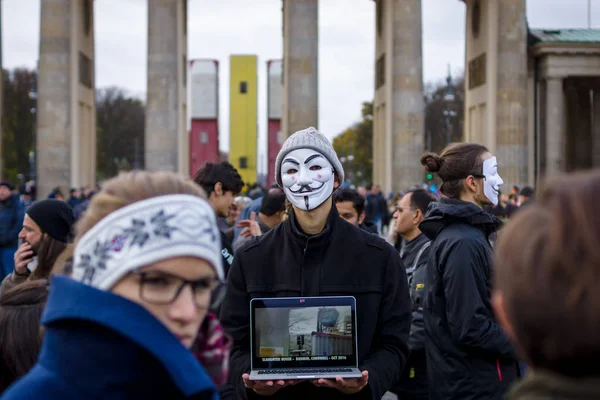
[71, 194, 223, 290]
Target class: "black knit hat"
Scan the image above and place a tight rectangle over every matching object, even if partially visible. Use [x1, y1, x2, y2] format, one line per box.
[26, 200, 75, 243]
[0, 180, 14, 191]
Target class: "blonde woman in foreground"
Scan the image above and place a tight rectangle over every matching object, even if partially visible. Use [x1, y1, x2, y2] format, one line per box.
[1, 171, 229, 400]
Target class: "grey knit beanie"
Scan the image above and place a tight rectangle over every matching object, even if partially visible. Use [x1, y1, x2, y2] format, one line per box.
[275, 127, 344, 188]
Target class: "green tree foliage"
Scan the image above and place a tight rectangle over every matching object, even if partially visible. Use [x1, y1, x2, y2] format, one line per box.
[1, 69, 145, 184]
[332, 101, 373, 185]
[96, 87, 145, 180]
[1, 68, 36, 184]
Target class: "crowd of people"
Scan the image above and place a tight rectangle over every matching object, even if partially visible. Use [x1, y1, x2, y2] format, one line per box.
[0, 126, 598, 400]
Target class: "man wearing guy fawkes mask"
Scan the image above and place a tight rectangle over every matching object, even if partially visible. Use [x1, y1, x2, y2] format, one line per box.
[220, 127, 411, 400]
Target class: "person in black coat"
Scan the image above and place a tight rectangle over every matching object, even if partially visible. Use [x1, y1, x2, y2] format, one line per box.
[390, 189, 438, 399]
[219, 127, 411, 400]
[418, 143, 519, 400]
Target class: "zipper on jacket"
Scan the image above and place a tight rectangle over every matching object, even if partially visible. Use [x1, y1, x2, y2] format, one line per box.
[300, 238, 310, 296]
[496, 359, 503, 381]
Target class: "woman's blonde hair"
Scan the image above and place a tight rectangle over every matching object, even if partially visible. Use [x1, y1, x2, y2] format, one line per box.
[75, 170, 206, 247]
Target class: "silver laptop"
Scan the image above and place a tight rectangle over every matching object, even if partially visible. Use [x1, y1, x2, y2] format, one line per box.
[248, 296, 363, 381]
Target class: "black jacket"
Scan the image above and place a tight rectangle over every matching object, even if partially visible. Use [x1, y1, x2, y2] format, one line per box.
[399, 233, 431, 351]
[419, 199, 518, 400]
[359, 221, 379, 235]
[220, 204, 411, 400]
[220, 230, 234, 278]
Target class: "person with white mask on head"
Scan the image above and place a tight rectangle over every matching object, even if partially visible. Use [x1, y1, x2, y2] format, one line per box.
[1, 171, 230, 400]
[418, 143, 519, 400]
[219, 127, 411, 400]
[481, 156, 504, 207]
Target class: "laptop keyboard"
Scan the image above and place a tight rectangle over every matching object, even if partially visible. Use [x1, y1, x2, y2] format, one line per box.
[257, 368, 354, 375]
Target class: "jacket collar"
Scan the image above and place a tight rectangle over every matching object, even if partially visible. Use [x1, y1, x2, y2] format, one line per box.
[405, 232, 429, 248]
[509, 370, 600, 399]
[401, 233, 429, 256]
[41, 276, 215, 397]
[419, 198, 501, 240]
[285, 200, 340, 245]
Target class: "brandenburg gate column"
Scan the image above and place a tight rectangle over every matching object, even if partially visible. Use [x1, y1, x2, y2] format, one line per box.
[282, 0, 319, 137]
[373, 0, 425, 193]
[594, 89, 600, 168]
[37, 0, 96, 197]
[544, 77, 565, 175]
[146, 0, 188, 174]
[463, 0, 528, 188]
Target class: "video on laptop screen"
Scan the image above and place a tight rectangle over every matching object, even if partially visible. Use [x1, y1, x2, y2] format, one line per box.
[253, 305, 356, 368]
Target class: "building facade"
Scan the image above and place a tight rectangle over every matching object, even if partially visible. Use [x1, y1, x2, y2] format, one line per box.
[229, 55, 258, 185]
[189, 59, 220, 177]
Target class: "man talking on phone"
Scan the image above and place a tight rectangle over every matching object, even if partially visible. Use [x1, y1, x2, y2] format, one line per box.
[1, 199, 74, 293]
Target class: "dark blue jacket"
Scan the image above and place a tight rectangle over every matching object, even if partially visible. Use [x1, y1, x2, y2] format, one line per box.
[0, 194, 24, 249]
[1, 276, 218, 400]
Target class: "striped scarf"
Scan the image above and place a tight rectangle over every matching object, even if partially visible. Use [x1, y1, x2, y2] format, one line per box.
[193, 312, 232, 387]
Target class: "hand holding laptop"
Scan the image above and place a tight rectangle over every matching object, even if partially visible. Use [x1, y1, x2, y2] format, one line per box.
[311, 370, 369, 395]
[243, 373, 298, 396]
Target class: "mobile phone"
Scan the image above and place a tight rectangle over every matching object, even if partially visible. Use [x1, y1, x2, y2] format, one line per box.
[26, 257, 38, 272]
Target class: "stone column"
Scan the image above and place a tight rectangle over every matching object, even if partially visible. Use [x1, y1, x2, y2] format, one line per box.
[373, 0, 391, 192]
[545, 77, 564, 175]
[390, 0, 424, 192]
[37, 0, 95, 198]
[593, 88, 600, 168]
[495, 0, 528, 189]
[282, 0, 318, 136]
[146, 0, 187, 173]
[564, 79, 593, 171]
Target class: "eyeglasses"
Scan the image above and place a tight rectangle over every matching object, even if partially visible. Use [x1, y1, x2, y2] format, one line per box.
[132, 270, 226, 309]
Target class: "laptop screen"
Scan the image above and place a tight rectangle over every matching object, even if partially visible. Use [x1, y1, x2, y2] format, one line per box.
[250, 297, 358, 370]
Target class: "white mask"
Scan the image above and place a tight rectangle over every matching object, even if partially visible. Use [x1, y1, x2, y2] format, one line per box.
[482, 156, 504, 206]
[280, 148, 335, 211]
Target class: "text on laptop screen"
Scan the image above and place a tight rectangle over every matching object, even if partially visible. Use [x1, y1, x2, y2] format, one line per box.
[251, 300, 358, 369]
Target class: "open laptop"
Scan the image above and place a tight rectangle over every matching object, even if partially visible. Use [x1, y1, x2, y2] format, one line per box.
[248, 296, 363, 381]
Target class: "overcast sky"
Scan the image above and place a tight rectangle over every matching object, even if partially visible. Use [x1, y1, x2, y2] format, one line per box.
[3, 0, 598, 175]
